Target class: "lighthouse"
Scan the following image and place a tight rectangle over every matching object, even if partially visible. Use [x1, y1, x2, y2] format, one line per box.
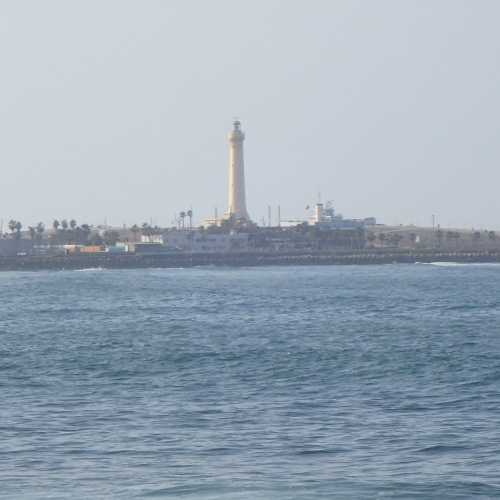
[227, 120, 250, 221]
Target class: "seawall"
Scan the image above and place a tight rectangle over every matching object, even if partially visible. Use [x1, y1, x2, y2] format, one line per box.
[2, 249, 500, 271]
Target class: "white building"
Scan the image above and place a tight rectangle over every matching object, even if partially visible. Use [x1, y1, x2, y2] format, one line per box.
[164, 230, 249, 253]
[310, 202, 376, 229]
[141, 234, 164, 244]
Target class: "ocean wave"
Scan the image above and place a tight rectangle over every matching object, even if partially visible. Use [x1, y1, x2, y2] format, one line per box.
[418, 262, 500, 268]
[4, 265, 500, 498]
[416, 444, 470, 454]
[74, 267, 107, 272]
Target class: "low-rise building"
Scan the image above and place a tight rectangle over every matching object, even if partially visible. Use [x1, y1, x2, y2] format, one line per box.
[164, 230, 249, 253]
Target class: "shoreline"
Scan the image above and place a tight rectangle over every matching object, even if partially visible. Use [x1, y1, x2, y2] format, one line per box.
[2, 249, 500, 271]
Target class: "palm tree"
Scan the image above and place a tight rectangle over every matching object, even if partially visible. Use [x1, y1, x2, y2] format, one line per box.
[14, 221, 22, 240]
[70, 219, 77, 230]
[61, 219, 69, 231]
[36, 222, 45, 243]
[187, 209, 193, 230]
[8, 219, 17, 236]
[179, 211, 186, 230]
[28, 226, 36, 240]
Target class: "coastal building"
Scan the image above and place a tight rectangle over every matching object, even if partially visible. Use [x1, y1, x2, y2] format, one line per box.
[164, 230, 249, 253]
[310, 202, 376, 230]
[141, 234, 164, 244]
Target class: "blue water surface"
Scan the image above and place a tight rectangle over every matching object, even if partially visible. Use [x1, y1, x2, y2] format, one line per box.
[1, 264, 500, 499]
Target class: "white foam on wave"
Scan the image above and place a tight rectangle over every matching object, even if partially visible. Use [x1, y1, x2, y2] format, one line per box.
[418, 262, 500, 268]
[74, 267, 106, 272]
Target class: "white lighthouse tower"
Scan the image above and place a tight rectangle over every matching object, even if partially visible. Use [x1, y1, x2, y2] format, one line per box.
[227, 120, 250, 221]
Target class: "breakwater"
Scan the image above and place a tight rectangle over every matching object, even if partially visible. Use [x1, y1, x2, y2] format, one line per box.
[2, 249, 500, 271]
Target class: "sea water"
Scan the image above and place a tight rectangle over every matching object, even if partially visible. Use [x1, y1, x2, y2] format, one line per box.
[1, 264, 500, 499]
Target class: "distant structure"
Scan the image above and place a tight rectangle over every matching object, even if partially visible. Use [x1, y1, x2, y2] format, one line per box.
[226, 120, 250, 221]
[310, 201, 376, 229]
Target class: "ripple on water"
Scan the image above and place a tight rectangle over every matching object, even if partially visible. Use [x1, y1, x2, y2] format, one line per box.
[1, 265, 500, 498]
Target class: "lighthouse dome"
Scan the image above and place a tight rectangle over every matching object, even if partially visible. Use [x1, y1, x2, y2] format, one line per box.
[228, 120, 245, 142]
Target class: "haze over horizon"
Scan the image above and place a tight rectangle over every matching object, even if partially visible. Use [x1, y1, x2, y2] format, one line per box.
[1, 1, 499, 230]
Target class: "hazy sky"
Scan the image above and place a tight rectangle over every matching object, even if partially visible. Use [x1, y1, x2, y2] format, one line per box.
[1, 1, 499, 229]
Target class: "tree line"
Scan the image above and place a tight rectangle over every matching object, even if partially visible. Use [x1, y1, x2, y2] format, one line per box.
[3, 219, 171, 246]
